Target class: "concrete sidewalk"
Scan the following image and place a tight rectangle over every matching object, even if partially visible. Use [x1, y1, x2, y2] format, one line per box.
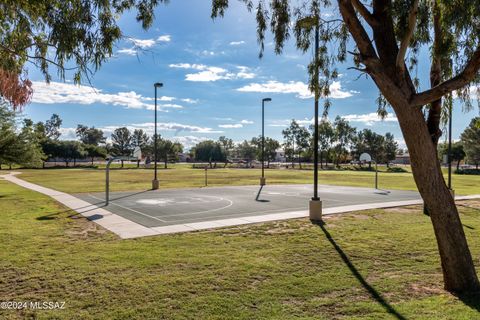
[2, 172, 479, 239]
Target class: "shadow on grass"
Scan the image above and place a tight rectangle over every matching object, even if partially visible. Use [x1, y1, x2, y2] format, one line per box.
[458, 292, 480, 313]
[36, 189, 151, 220]
[312, 220, 407, 320]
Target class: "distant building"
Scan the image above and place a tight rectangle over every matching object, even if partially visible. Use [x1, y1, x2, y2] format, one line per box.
[393, 153, 410, 165]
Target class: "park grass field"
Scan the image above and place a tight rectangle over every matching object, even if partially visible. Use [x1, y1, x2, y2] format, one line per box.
[1, 178, 480, 319]
[11, 164, 480, 195]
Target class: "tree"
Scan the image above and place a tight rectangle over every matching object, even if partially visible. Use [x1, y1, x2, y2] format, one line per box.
[76, 125, 106, 146]
[236, 140, 257, 167]
[193, 141, 225, 168]
[264, 137, 281, 167]
[47, 140, 86, 167]
[384, 133, 398, 166]
[333, 116, 355, 165]
[218, 136, 234, 167]
[212, 0, 480, 292]
[353, 129, 386, 167]
[0, 107, 44, 169]
[0, 0, 165, 110]
[311, 119, 335, 168]
[45, 114, 62, 140]
[131, 129, 149, 167]
[157, 139, 183, 169]
[460, 118, 480, 169]
[439, 142, 466, 171]
[250, 136, 280, 167]
[282, 120, 311, 168]
[111, 127, 133, 168]
[84, 145, 107, 166]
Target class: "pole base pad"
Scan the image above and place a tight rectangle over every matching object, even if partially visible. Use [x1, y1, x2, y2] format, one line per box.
[309, 199, 323, 221]
[260, 177, 266, 186]
[152, 179, 159, 190]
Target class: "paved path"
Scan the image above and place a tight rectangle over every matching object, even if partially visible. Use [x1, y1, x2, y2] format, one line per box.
[3, 172, 480, 239]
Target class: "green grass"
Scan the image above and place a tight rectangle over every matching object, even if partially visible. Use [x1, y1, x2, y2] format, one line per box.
[1, 179, 480, 319]
[11, 164, 480, 195]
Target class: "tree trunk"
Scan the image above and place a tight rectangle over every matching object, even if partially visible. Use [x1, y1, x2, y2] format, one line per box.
[91, 157, 94, 166]
[395, 104, 480, 293]
[164, 159, 167, 169]
[457, 160, 461, 171]
[320, 151, 323, 169]
[121, 160, 124, 168]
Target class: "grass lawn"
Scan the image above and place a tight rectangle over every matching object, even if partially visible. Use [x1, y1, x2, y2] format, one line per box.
[11, 164, 480, 195]
[1, 178, 480, 319]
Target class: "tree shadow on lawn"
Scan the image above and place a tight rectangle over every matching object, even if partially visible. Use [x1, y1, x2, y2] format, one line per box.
[312, 220, 407, 320]
[458, 292, 480, 313]
[36, 189, 151, 220]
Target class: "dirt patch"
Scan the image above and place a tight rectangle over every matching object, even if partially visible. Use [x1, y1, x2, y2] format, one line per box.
[409, 283, 445, 295]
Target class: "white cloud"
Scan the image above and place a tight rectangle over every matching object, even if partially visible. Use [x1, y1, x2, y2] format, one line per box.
[157, 35, 171, 42]
[31, 81, 191, 112]
[181, 98, 198, 104]
[341, 112, 398, 126]
[236, 66, 256, 79]
[58, 127, 77, 140]
[129, 122, 222, 134]
[219, 123, 243, 128]
[230, 41, 245, 46]
[170, 136, 208, 150]
[267, 118, 312, 127]
[169, 63, 256, 82]
[118, 35, 171, 55]
[117, 48, 137, 56]
[237, 80, 353, 99]
[31, 81, 154, 110]
[240, 119, 254, 124]
[130, 38, 156, 49]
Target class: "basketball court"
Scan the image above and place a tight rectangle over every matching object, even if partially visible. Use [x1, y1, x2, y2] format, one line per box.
[75, 184, 422, 228]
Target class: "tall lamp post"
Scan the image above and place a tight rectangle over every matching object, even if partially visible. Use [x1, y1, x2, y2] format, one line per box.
[152, 82, 163, 190]
[447, 104, 454, 197]
[260, 98, 272, 186]
[299, 15, 322, 220]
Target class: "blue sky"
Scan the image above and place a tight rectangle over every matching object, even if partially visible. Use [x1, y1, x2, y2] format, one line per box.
[21, 1, 479, 149]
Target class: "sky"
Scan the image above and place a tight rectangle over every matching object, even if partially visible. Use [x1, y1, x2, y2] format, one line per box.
[21, 1, 479, 150]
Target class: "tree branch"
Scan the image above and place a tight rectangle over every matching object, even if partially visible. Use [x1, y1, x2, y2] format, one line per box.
[351, 0, 378, 27]
[410, 45, 480, 106]
[338, 0, 379, 65]
[396, 0, 419, 72]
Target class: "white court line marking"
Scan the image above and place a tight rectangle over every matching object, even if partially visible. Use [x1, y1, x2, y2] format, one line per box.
[153, 197, 234, 218]
[165, 205, 307, 223]
[87, 194, 167, 223]
[89, 193, 234, 220]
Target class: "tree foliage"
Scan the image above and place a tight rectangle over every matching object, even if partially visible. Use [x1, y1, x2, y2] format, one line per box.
[0, 0, 166, 109]
[460, 117, 480, 168]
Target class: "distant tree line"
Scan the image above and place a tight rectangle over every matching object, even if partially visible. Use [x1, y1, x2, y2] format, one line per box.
[0, 105, 184, 169]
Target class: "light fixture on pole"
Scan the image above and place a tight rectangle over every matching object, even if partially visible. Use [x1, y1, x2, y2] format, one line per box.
[152, 82, 163, 190]
[298, 14, 322, 220]
[260, 98, 272, 186]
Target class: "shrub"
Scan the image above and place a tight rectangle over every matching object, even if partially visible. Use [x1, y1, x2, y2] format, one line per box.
[454, 168, 480, 175]
[387, 167, 408, 173]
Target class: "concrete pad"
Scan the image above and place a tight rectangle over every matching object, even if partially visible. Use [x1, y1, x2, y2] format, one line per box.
[4, 172, 480, 239]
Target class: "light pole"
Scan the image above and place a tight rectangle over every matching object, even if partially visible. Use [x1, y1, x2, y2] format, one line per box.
[152, 82, 163, 190]
[260, 98, 272, 186]
[447, 104, 454, 197]
[298, 15, 322, 220]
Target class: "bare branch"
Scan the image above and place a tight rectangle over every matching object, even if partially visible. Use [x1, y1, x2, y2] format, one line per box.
[351, 0, 378, 27]
[396, 0, 419, 72]
[410, 45, 480, 106]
